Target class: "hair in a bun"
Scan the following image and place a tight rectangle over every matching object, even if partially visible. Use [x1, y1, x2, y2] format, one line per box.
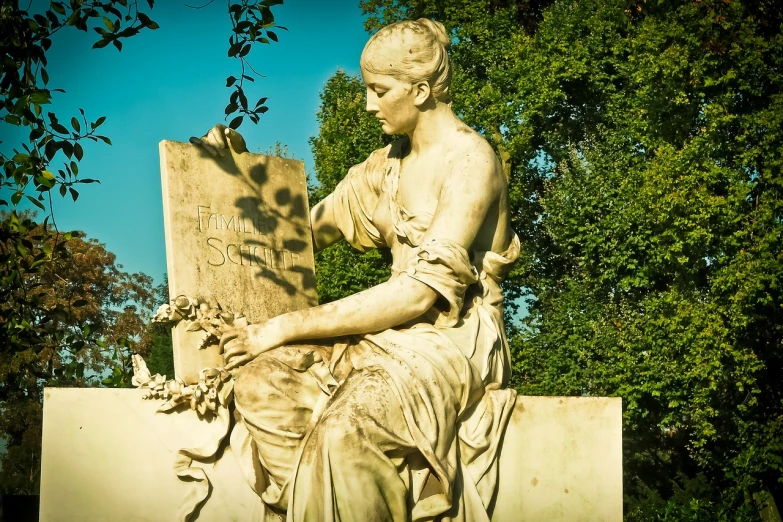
[361, 19, 452, 103]
[416, 18, 451, 50]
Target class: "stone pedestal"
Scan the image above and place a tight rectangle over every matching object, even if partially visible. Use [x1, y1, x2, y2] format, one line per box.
[39, 388, 269, 522]
[40, 389, 621, 521]
[492, 396, 622, 522]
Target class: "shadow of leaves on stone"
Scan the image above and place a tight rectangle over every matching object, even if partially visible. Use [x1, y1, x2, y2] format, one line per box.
[210, 153, 318, 304]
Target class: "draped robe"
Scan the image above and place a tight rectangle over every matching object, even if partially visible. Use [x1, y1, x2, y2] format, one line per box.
[231, 138, 519, 521]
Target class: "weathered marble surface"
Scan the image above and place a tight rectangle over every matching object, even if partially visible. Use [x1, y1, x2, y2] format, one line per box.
[159, 141, 316, 383]
[39, 388, 270, 522]
[492, 396, 622, 522]
[40, 388, 621, 521]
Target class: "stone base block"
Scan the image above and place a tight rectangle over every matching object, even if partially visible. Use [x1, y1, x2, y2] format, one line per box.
[40, 388, 266, 522]
[40, 389, 621, 521]
[491, 396, 622, 521]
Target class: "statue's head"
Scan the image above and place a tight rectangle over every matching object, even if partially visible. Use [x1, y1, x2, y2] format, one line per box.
[361, 19, 452, 104]
[360, 19, 452, 134]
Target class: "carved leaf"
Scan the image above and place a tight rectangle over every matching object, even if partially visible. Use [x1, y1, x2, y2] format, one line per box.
[185, 320, 203, 332]
[206, 326, 221, 338]
[198, 332, 217, 350]
[157, 400, 179, 413]
[218, 381, 234, 406]
[131, 354, 151, 387]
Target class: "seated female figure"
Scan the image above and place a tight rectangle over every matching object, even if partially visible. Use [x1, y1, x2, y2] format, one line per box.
[205, 18, 519, 522]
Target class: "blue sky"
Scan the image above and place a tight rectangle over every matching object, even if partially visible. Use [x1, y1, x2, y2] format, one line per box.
[2, 1, 370, 284]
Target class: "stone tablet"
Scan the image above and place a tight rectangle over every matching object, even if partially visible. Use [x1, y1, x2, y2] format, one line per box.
[159, 141, 317, 383]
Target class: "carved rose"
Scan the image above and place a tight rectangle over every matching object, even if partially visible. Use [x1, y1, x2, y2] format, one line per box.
[205, 388, 218, 413]
[200, 368, 222, 388]
[133, 354, 232, 420]
[144, 294, 245, 415]
[152, 294, 248, 351]
[172, 295, 198, 320]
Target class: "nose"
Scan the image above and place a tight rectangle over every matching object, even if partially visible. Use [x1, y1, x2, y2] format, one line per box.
[365, 89, 378, 114]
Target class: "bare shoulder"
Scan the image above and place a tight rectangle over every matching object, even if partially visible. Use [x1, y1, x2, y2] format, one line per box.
[425, 124, 508, 248]
[444, 125, 504, 189]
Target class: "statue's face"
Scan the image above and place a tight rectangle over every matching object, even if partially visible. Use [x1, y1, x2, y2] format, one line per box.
[362, 68, 420, 135]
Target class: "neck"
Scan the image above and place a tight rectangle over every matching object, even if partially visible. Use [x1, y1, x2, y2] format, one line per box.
[406, 102, 456, 155]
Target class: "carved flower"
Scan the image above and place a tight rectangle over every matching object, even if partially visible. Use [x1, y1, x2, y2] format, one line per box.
[152, 304, 183, 324]
[152, 373, 166, 389]
[200, 368, 222, 388]
[171, 295, 198, 320]
[131, 354, 152, 387]
[132, 352, 233, 418]
[165, 379, 184, 396]
[205, 388, 218, 413]
[197, 301, 210, 320]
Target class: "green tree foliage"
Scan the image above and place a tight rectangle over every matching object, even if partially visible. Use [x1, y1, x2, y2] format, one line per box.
[143, 274, 174, 378]
[0, 212, 156, 494]
[357, 0, 782, 517]
[309, 70, 394, 303]
[1, 0, 158, 216]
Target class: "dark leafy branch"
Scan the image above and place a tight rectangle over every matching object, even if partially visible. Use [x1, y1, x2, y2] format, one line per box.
[222, 0, 285, 129]
[1, 0, 159, 219]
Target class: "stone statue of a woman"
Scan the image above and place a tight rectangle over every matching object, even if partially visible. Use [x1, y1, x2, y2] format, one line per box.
[200, 18, 519, 522]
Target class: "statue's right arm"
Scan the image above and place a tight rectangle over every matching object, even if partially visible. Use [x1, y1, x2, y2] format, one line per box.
[310, 194, 343, 253]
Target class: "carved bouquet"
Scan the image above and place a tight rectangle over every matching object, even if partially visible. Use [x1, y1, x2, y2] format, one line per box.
[132, 295, 247, 418]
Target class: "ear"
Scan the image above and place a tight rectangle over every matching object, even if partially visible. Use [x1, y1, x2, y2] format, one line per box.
[412, 81, 431, 107]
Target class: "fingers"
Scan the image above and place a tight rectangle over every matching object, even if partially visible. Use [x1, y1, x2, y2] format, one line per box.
[223, 338, 254, 369]
[218, 329, 241, 352]
[207, 125, 229, 156]
[190, 124, 230, 157]
[222, 339, 246, 361]
[224, 127, 248, 153]
[188, 136, 215, 156]
[225, 353, 253, 371]
[222, 339, 246, 369]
